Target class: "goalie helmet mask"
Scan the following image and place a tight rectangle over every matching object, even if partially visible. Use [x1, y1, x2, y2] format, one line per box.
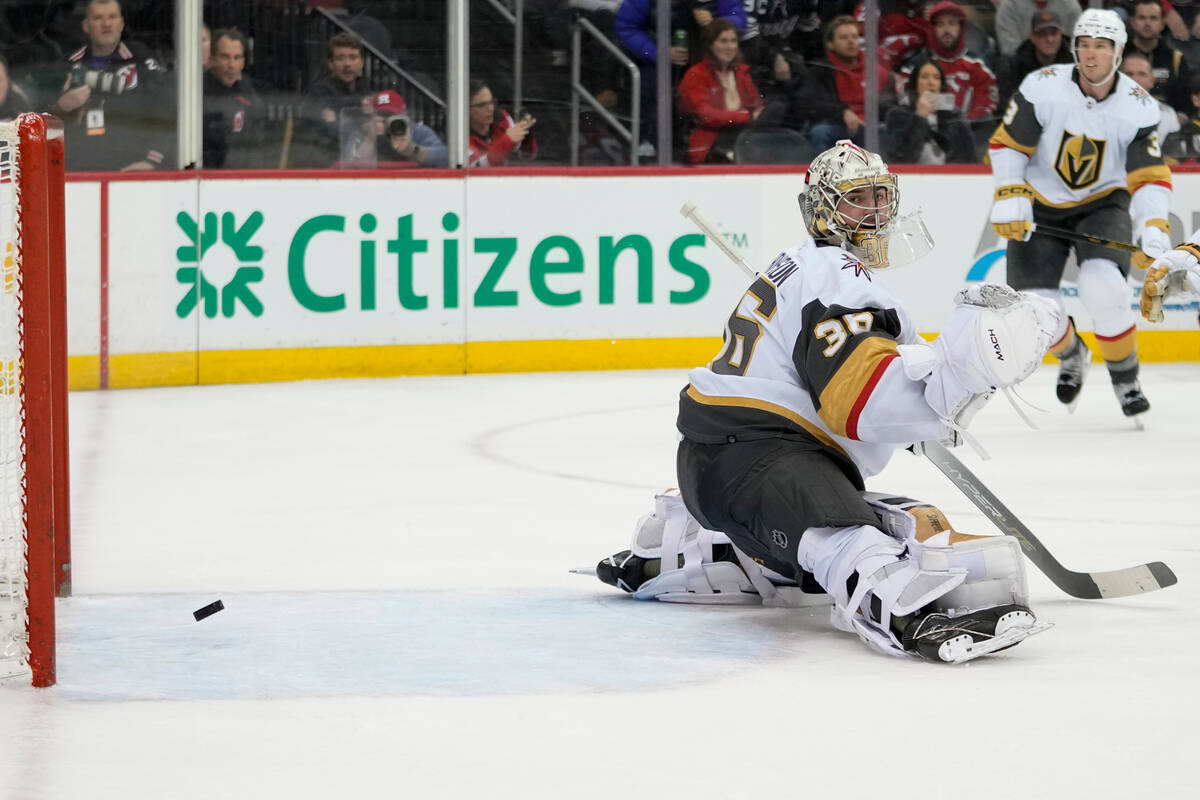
[1072, 8, 1126, 85]
[798, 140, 932, 270]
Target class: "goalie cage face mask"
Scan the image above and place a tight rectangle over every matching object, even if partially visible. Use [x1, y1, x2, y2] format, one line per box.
[799, 140, 932, 270]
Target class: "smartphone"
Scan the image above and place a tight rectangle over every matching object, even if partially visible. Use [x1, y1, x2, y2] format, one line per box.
[934, 93, 956, 112]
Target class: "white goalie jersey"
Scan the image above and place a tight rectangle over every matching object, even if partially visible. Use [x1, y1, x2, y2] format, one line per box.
[678, 240, 950, 480]
[990, 64, 1171, 208]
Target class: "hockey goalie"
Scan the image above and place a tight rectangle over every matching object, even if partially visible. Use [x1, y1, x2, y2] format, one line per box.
[594, 141, 1059, 663]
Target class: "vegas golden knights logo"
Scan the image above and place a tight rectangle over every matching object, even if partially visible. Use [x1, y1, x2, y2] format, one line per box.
[1054, 131, 1106, 190]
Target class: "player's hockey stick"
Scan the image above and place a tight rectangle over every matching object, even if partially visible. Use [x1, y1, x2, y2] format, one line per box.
[1029, 223, 1172, 320]
[1029, 223, 1139, 254]
[916, 441, 1177, 599]
[681, 201, 1178, 599]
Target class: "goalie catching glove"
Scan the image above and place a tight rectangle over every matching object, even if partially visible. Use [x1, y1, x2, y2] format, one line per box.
[1140, 242, 1200, 322]
[898, 284, 1059, 428]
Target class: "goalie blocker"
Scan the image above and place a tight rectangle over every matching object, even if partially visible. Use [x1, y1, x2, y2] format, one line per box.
[597, 490, 1047, 663]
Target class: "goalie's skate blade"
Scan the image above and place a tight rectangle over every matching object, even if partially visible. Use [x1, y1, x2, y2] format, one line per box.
[1133, 416, 1146, 431]
[942, 621, 1054, 664]
[569, 567, 598, 576]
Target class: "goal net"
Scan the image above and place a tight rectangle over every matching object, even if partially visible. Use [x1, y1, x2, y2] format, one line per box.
[0, 113, 69, 688]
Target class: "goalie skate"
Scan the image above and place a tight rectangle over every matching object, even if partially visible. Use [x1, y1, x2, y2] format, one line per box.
[900, 604, 1052, 664]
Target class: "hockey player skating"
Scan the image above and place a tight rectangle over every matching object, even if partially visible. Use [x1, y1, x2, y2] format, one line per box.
[988, 8, 1172, 418]
[596, 141, 1058, 663]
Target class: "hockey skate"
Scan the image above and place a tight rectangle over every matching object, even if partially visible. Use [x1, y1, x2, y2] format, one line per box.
[898, 603, 1052, 664]
[1055, 331, 1090, 410]
[1112, 378, 1150, 418]
[596, 549, 666, 593]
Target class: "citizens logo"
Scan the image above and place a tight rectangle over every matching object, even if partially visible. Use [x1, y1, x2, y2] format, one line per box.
[175, 211, 264, 318]
[173, 210, 718, 318]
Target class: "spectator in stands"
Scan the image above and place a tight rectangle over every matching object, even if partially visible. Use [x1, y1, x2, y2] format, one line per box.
[882, 56, 976, 164]
[613, 1, 746, 159]
[738, 0, 808, 121]
[202, 29, 267, 170]
[857, 0, 933, 72]
[52, 0, 172, 171]
[996, 9, 1072, 110]
[202, 22, 211, 71]
[1122, 51, 1182, 145]
[468, 79, 538, 167]
[1160, 0, 1200, 38]
[995, 0, 1081, 57]
[920, 1, 998, 123]
[0, 55, 34, 122]
[1164, 72, 1200, 160]
[797, 14, 891, 152]
[1127, 0, 1194, 116]
[295, 32, 377, 168]
[678, 18, 768, 163]
[352, 90, 447, 168]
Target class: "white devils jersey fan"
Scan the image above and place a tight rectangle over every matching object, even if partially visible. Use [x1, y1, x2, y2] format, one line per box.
[992, 64, 1168, 209]
[0, 113, 70, 688]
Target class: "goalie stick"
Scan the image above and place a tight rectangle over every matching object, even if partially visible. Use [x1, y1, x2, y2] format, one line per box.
[680, 201, 1178, 599]
[915, 441, 1176, 599]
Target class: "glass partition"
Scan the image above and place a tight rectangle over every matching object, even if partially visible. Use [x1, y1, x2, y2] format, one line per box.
[0, 0, 1024, 172]
[1, 0, 180, 172]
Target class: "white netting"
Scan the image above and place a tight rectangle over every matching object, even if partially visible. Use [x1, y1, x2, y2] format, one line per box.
[0, 119, 29, 681]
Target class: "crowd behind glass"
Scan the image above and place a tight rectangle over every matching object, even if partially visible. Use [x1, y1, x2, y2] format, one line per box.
[2, 0, 1199, 170]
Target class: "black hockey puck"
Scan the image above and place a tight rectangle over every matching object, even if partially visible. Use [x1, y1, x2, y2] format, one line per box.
[193, 600, 224, 621]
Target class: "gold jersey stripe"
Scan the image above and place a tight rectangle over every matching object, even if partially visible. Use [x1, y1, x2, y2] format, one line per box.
[816, 337, 900, 438]
[1127, 164, 1172, 194]
[1028, 182, 1123, 209]
[684, 385, 846, 456]
[989, 127, 1037, 156]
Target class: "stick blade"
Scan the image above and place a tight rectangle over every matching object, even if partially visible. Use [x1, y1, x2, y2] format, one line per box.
[1083, 561, 1178, 599]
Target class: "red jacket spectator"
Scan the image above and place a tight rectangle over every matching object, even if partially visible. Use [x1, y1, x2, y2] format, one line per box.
[923, 1, 998, 121]
[467, 80, 537, 167]
[678, 57, 763, 163]
[855, 0, 932, 70]
[468, 109, 538, 167]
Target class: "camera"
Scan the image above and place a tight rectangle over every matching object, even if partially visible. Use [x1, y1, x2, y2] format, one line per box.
[387, 116, 409, 138]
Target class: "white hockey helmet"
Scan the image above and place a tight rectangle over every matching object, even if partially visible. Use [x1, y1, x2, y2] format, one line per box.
[1072, 8, 1126, 83]
[799, 140, 930, 270]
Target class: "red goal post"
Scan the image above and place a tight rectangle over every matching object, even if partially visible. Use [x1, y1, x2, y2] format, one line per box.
[1, 113, 70, 688]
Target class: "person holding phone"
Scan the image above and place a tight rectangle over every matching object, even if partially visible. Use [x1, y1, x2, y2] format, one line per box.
[467, 79, 538, 167]
[882, 56, 976, 164]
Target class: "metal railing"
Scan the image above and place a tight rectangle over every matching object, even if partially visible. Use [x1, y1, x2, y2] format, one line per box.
[570, 16, 639, 166]
[310, 7, 448, 136]
[481, 0, 525, 117]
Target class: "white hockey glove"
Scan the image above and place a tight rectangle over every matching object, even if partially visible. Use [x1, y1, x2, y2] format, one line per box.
[899, 285, 1059, 427]
[1140, 243, 1200, 322]
[989, 185, 1033, 242]
[1133, 219, 1171, 272]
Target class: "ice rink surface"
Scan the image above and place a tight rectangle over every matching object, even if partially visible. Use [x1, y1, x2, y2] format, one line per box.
[2, 363, 1198, 799]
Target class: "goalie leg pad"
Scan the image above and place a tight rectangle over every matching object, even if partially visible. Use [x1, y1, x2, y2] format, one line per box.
[863, 492, 1030, 614]
[797, 525, 966, 656]
[615, 491, 826, 606]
